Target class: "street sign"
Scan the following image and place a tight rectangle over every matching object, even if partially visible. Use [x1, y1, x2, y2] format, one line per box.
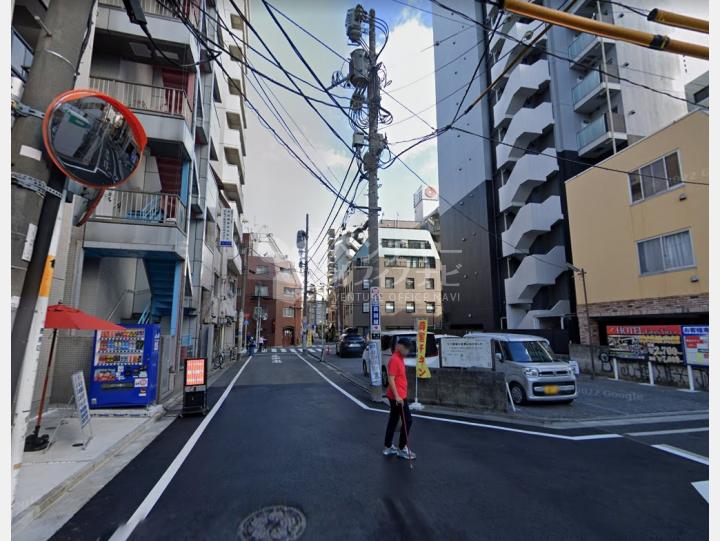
[219, 208, 233, 247]
[371, 303, 380, 331]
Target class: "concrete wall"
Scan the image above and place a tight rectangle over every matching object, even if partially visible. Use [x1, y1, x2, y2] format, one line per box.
[406, 367, 507, 412]
[569, 343, 708, 391]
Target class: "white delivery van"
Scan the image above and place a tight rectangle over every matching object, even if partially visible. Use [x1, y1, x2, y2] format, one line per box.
[362, 330, 439, 386]
[462, 333, 578, 405]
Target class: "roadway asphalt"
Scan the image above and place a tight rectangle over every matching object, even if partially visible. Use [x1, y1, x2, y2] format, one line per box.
[50, 350, 708, 541]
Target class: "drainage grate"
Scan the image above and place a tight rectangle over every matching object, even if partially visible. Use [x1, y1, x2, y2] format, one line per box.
[238, 505, 306, 541]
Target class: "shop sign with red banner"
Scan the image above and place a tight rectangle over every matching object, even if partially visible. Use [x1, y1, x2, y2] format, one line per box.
[607, 325, 683, 364]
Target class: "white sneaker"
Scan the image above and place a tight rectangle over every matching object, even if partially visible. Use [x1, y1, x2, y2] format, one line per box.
[397, 447, 416, 460]
[383, 445, 399, 456]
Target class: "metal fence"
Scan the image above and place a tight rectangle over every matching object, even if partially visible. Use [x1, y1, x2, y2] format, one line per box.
[89, 77, 193, 128]
[92, 189, 187, 232]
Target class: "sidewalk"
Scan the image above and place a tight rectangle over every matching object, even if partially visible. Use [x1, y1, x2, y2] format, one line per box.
[12, 405, 165, 531]
[321, 353, 709, 429]
[12, 358, 241, 537]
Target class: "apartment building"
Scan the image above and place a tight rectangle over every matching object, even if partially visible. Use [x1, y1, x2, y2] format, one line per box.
[566, 111, 708, 346]
[338, 220, 443, 335]
[11, 0, 250, 407]
[431, 0, 695, 340]
[241, 233, 303, 347]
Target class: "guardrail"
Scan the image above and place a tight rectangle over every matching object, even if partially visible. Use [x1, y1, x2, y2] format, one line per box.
[572, 64, 619, 104]
[577, 112, 626, 149]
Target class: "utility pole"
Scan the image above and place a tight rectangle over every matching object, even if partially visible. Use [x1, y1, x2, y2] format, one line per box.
[10, 0, 96, 501]
[302, 213, 309, 350]
[366, 8, 383, 402]
[239, 240, 250, 352]
[568, 264, 595, 379]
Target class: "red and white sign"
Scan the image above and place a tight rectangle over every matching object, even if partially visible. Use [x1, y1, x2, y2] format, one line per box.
[185, 358, 206, 386]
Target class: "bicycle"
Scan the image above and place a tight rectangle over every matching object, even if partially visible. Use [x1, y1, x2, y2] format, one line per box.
[212, 349, 227, 370]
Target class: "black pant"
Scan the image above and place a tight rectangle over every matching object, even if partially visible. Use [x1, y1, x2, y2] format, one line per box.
[384, 400, 412, 449]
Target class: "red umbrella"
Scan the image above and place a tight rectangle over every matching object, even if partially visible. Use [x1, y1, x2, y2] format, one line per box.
[26, 304, 125, 451]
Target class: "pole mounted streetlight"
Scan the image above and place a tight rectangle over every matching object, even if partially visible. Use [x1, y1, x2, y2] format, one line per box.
[568, 263, 595, 379]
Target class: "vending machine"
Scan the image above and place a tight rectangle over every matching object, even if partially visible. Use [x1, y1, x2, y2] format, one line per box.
[88, 324, 161, 408]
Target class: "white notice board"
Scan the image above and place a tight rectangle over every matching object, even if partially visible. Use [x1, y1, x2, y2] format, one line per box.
[441, 337, 492, 369]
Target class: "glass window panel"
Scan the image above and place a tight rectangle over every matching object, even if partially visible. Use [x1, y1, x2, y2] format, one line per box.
[405, 302, 415, 313]
[638, 238, 663, 274]
[385, 277, 394, 288]
[665, 153, 682, 187]
[629, 170, 643, 202]
[662, 231, 693, 269]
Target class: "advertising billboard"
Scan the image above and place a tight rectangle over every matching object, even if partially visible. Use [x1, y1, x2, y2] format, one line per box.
[682, 326, 709, 367]
[606, 325, 683, 364]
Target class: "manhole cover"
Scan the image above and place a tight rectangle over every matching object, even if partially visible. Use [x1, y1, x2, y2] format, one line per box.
[238, 505, 306, 541]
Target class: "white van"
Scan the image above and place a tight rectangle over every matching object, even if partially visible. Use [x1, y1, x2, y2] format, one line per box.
[463, 333, 578, 405]
[362, 330, 440, 386]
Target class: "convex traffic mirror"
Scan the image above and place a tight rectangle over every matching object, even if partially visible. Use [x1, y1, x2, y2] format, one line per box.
[43, 90, 147, 189]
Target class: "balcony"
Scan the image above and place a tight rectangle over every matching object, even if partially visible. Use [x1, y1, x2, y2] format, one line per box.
[501, 196, 563, 257]
[577, 112, 627, 158]
[498, 150, 558, 212]
[493, 59, 550, 129]
[571, 65, 621, 113]
[496, 101, 554, 169]
[504, 246, 566, 306]
[90, 77, 194, 155]
[84, 189, 187, 259]
[567, 26, 614, 69]
[96, 0, 200, 64]
[491, 21, 545, 81]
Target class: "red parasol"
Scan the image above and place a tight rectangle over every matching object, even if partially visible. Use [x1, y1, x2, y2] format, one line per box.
[26, 304, 125, 451]
[44, 304, 126, 331]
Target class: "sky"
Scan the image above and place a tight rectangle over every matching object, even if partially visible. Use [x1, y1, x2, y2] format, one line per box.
[239, 0, 710, 289]
[241, 0, 439, 286]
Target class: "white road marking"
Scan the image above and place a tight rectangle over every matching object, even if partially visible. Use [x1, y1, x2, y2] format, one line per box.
[651, 444, 709, 466]
[626, 427, 709, 437]
[293, 352, 621, 442]
[692, 480, 709, 503]
[271, 348, 277, 353]
[281, 349, 287, 353]
[109, 357, 253, 541]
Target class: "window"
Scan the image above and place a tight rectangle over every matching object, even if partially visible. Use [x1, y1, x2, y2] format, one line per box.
[362, 302, 370, 313]
[426, 302, 435, 313]
[384, 256, 436, 268]
[382, 238, 431, 249]
[254, 285, 269, 297]
[385, 277, 395, 289]
[362, 279, 370, 290]
[637, 230, 694, 275]
[406, 301, 415, 313]
[283, 307, 294, 317]
[255, 265, 268, 275]
[628, 152, 682, 202]
[385, 301, 395, 313]
[284, 287, 294, 296]
[425, 278, 435, 290]
[405, 278, 415, 289]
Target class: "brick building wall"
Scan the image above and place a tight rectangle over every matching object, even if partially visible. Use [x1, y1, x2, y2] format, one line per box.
[578, 293, 709, 345]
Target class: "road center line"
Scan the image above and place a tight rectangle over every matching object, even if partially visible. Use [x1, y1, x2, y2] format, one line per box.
[109, 357, 253, 541]
[651, 444, 709, 466]
[294, 352, 621, 442]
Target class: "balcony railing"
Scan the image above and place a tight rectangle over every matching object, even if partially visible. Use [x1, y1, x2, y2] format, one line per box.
[92, 189, 187, 232]
[99, 0, 193, 21]
[571, 64, 619, 104]
[577, 112, 626, 149]
[89, 77, 193, 128]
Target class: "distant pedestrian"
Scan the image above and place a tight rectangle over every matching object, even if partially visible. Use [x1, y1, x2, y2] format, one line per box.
[248, 336, 256, 357]
[259, 335, 266, 352]
[383, 337, 416, 460]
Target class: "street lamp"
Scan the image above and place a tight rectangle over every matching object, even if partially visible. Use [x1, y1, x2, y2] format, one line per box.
[567, 263, 595, 379]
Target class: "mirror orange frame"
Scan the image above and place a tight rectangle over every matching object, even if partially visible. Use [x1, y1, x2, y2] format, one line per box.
[42, 89, 148, 189]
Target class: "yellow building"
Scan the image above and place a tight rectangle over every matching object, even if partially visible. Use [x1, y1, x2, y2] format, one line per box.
[566, 111, 708, 348]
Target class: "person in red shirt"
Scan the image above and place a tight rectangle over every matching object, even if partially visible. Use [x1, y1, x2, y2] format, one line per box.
[383, 337, 416, 460]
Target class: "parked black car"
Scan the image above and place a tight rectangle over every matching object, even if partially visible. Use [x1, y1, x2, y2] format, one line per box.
[336, 333, 366, 357]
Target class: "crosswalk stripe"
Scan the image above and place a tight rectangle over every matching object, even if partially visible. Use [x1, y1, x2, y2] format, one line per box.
[271, 348, 277, 353]
[281, 348, 287, 352]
